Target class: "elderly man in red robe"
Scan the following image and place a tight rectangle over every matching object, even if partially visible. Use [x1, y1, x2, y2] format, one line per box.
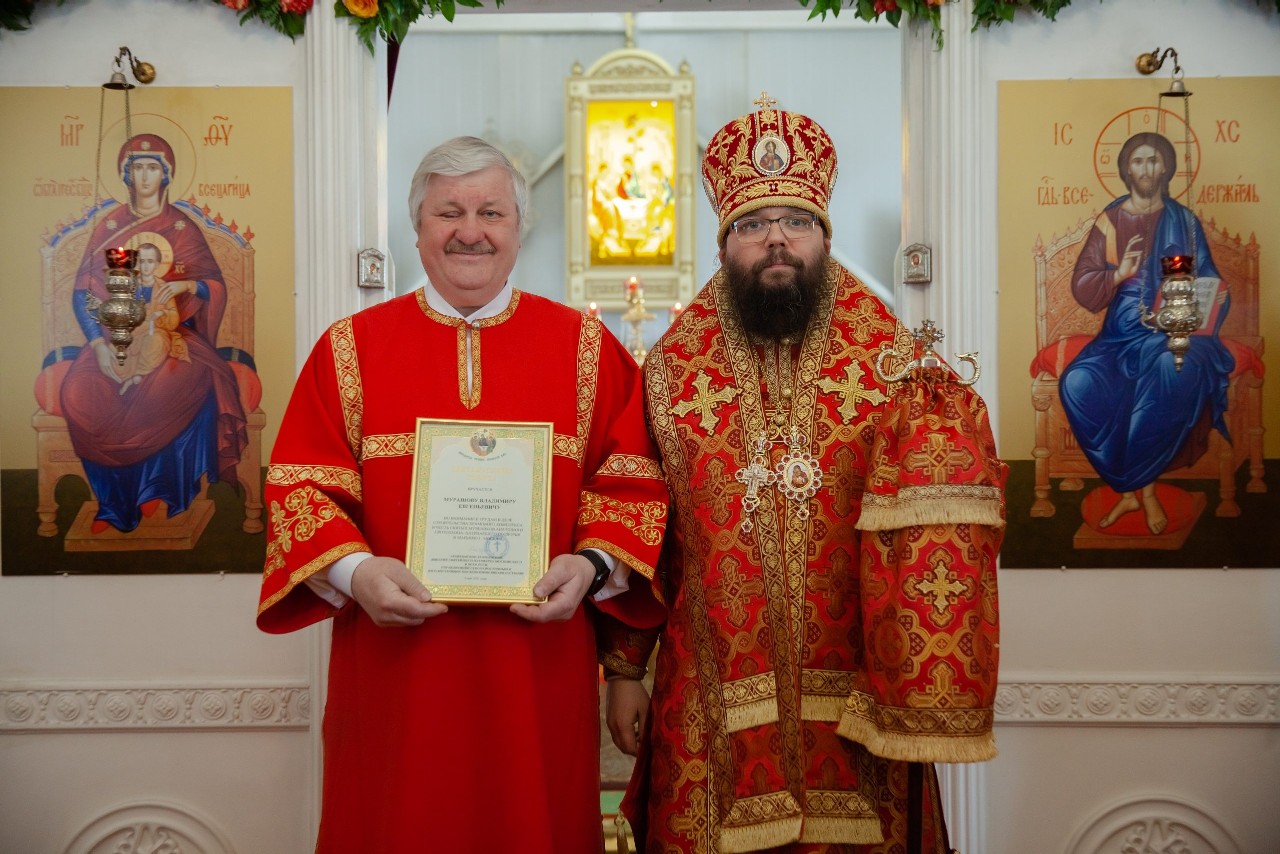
[602, 100, 1006, 852]
[257, 136, 668, 853]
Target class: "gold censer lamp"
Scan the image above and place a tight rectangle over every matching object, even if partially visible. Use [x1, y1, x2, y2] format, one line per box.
[1142, 255, 1201, 372]
[1136, 45, 1202, 372]
[89, 47, 157, 367]
[98, 247, 147, 365]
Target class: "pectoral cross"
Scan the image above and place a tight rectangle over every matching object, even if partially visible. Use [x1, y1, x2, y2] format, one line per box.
[734, 437, 776, 533]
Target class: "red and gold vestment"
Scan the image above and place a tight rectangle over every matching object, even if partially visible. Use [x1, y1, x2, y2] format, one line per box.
[257, 288, 667, 853]
[603, 260, 1005, 853]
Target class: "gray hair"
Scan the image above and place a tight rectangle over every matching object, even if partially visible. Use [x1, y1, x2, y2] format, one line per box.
[407, 136, 529, 233]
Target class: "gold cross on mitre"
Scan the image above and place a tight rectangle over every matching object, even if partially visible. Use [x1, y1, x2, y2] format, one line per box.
[753, 91, 779, 111]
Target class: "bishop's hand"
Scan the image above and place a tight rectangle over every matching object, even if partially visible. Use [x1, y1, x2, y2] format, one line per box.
[606, 677, 650, 756]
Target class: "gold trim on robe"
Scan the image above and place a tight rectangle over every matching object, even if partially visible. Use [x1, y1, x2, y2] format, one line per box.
[415, 288, 522, 410]
[624, 257, 1004, 852]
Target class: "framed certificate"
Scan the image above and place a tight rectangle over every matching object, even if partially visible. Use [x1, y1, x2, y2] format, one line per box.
[405, 419, 552, 604]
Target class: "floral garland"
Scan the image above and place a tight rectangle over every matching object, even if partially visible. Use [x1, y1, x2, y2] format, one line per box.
[333, 0, 488, 51]
[805, 0, 1075, 46]
[3, 0, 1278, 52]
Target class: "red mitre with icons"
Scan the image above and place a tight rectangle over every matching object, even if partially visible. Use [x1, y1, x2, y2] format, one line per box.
[701, 92, 838, 244]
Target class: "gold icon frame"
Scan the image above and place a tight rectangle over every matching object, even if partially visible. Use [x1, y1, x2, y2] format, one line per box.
[565, 48, 696, 311]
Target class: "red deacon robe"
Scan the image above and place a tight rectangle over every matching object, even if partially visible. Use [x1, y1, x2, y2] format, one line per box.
[257, 288, 667, 854]
[601, 259, 1005, 853]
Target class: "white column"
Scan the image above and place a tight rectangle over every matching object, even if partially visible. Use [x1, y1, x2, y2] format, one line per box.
[298, 8, 385, 838]
[898, 0, 999, 409]
[938, 762, 989, 854]
[298, 8, 387, 362]
[900, 2, 992, 851]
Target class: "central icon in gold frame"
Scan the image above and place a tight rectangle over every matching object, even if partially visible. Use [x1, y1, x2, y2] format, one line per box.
[565, 48, 697, 311]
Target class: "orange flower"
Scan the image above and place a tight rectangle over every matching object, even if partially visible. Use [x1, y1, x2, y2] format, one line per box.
[343, 0, 379, 18]
[221, 0, 249, 9]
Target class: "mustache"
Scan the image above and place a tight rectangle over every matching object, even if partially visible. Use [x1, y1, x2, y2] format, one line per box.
[446, 240, 495, 255]
[751, 249, 804, 274]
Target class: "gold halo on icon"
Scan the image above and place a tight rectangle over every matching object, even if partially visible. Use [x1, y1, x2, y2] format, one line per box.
[97, 112, 198, 205]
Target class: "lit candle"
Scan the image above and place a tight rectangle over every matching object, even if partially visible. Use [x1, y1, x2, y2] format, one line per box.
[625, 276, 639, 302]
[585, 301, 602, 319]
[668, 302, 683, 324]
[105, 246, 135, 269]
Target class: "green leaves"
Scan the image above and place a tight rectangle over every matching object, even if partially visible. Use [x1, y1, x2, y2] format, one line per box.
[4, 0, 1278, 50]
[237, 2, 307, 40]
[328, 0, 505, 54]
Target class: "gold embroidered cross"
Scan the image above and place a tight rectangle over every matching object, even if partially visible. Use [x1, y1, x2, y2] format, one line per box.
[917, 562, 966, 618]
[705, 558, 765, 628]
[906, 660, 959, 707]
[669, 797, 711, 841]
[808, 548, 855, 620]
[671, 370, 738, 432]
[827, 445, 861, 516]
[817, 361, 888, 423]
[691, 457, 737, 527]
[903, 434, 976, 484]
[753, 91, 778, 111]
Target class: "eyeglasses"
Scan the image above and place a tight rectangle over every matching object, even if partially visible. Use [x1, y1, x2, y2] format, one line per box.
[729, 214, 819, 243]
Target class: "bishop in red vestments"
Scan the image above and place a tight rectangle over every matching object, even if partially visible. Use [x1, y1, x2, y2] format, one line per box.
[258, 137, 667, 853]
[602, 102, 1006, 853]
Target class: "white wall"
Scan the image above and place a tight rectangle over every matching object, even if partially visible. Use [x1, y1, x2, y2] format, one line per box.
[971, 1, 1280, 851]
[1, 1, 1276, 853]
[0, 3, 318, 853]
[387, 11, 904, 332]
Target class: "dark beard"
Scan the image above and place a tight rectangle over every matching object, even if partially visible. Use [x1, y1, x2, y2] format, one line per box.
[725, 248, 827, 342]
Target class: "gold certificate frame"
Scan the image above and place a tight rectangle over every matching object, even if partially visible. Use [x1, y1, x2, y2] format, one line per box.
[405, 419, 552, 604]
[565, 48, 696, 311]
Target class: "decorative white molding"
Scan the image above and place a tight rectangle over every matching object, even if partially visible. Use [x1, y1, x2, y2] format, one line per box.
[1065, 795, 1242, 854]
[63, 801, 235, 854]
[0, 685, 310, 732]
[20, 677, 1270, 731]
[995, 680, 1280, 726]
